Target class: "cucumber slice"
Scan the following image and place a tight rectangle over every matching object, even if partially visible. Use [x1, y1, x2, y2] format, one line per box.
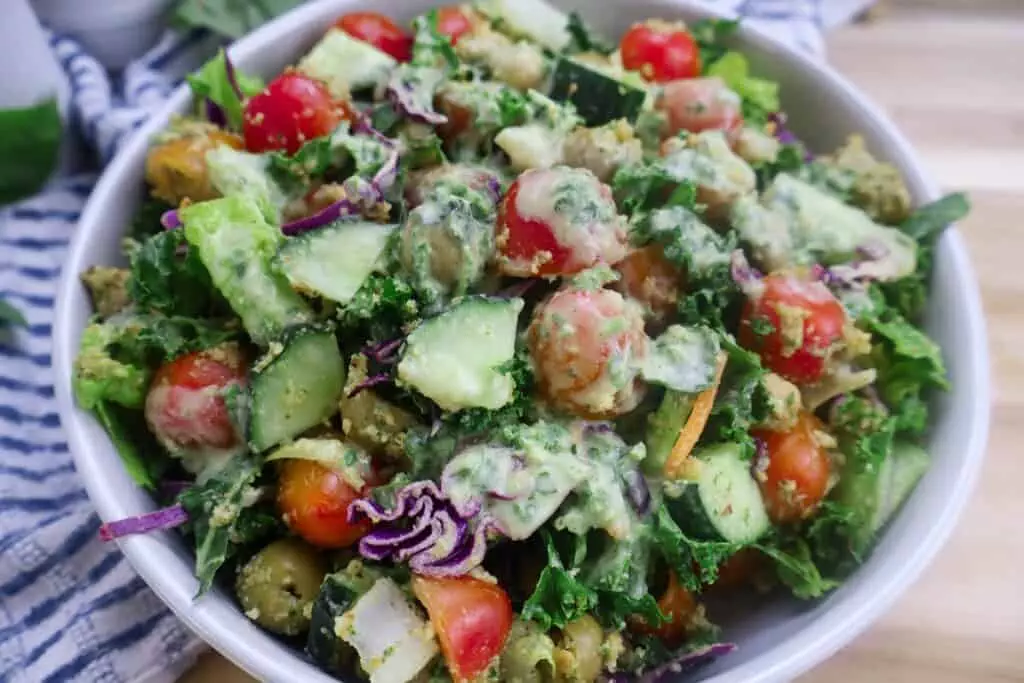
[274, 221, 397, 305]
[479, 0, 572, 51]
[181, 196, 313, 346]
[397, 296, 524, 411]
[670, 443, 770, 543]
[249, 327, 346, 452]
[643, 390, 695, 475]
[549, 56, 647, 127]
[839, 440, 930, 551]
[297, 28, 397, 98]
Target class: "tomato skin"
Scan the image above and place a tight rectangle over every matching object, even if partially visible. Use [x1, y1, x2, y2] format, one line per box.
[657, 77, 744, 139]
[496, 167, 627, 277]
[144, 346, 245, 457]
[243, 73, 344, 154]
[614, 245, 683, 322]
[277, 459, 372, 548]
[412, 575, 513, 683]
[436, 6, 473, 44]
[738, 272, 847, 384]
[620, 21, 701, 83]
[709, 548, 763, 590]
[529, 287, 648, 419]
[753, 412, 832, 523]
[631, 571, 697, 646]
[497, 177, 573, 276]
[336, 12, 413, 61]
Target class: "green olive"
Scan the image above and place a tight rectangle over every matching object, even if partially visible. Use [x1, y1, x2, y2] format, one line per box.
[501, 620, 557, 683]
[236, 538, 327, 636]
[555, 615, 604, 683]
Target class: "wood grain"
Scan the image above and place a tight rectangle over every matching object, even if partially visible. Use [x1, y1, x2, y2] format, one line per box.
[182, 3, 1024, 681]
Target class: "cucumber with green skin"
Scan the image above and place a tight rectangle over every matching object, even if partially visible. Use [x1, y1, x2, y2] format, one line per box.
[273, 221, 397, 305]
[549, 57, 648, 127]
[248, 326, 346, 453]
[181, 195, 313, 346]
[669, 442, 771, 543]
[838, 440, 931, 553]
[397, 296, 524, 412]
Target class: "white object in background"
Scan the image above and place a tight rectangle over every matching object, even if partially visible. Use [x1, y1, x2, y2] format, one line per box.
[0, 0, 75, 176]
[31, 0, 176, 71]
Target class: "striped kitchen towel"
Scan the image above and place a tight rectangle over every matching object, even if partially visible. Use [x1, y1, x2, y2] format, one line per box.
[0, 2, 865, 681]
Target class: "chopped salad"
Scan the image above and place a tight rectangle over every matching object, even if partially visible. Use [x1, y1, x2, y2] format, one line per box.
[73, 3, 970, 682]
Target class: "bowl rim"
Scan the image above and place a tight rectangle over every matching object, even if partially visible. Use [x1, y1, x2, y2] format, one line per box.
[52, 1, 992, 682]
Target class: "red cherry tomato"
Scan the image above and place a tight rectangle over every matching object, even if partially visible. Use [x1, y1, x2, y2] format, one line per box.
[614, 245, 683, 322]
[243, 73, 344, 154]
[277, 459, 373, 548]
[709, 548, 764, 591]
[657, 77, 743, 138]
[496, 167, 627, 277]
[436, 6, 473, 44]
[738, 272, 847, 384]
[144, 346, 245, 458]
[412, 575, 513, 683]
[529, 287, 648, 419]
[631, 571, 697, 646]
[620, 21, 701, 82]
[753, 412, 832, 523]
[336, 12, 413, 62]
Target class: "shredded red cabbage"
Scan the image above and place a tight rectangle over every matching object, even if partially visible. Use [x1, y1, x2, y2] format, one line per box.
[386, 72, 448, 125]
[730, 249, 763, 297]
[621, 468, 652, 517]
[768, 112, 812, 160]
[635, 643, 738, 683]
[281, 133, 401, 236]
[160, 209, 181, 230]
[204, 99, 228, 128]
[349, 481, 498, 577]
[363, 337, 404, 364]
[98, 503, 188, 541]
[347, 373, 392, 398]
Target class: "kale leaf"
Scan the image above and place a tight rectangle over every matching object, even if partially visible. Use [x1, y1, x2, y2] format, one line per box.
[521, 532, 598, 630]
[128, 230, 222, 318]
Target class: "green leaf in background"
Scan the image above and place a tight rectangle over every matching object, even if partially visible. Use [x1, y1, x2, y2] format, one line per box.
[173, 0, 305, 39]
[900, 192, 970, 243]
[0, 98, 61, 206]
[0, 299, 26, 327]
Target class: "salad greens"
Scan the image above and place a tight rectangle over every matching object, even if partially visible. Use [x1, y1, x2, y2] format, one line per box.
[74, 4, 970, 683]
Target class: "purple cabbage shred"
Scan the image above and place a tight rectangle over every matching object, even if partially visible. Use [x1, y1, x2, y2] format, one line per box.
[160, 209, 181, 230]
[635, 643, 738, 683]
[99, 503, 189, 541]
[347, 373, 392, 399]
[348, 481, 499, 577]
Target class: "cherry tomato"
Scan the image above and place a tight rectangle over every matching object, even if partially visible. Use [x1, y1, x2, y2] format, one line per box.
[529, 287, 648, 419]
[753, 412, 832, 523]
[709, 548, 764, 590]
[336, 12, 413, 62]
[620, 20, 701, 83]
[738, 272, 847, 384]
[614, 245, 683, 322]
[631, 571, 697, 646]
[144, 346, 245, 459]
[497, 167, 627, 277]
[412, 575, 513, 683]
[657, 77, 743, 139]
[243, 73, 344, 154]
[277, 459, 373, 548]
[436, 6, 473, 44]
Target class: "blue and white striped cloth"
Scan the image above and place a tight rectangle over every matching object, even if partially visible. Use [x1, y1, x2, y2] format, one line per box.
[0, 2, 867, 681]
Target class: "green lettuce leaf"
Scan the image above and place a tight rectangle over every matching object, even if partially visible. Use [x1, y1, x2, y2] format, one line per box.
[187, 49, 264, 129]
[755, 535, 840, 599]
[93, 400, 168, 491]
[899, 192, 969, 244]
[691, 18, 740, 69]
[522, 532, 598, 630]
[128, 230, 222, 318]
[179, 456, 268, 595]
[705, 51, 779, 125]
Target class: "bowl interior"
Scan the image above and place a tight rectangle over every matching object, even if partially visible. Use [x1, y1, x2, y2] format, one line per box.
[53, 1, 991, 682]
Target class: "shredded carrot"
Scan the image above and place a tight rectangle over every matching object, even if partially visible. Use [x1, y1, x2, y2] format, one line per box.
[664, 352, 728, 480]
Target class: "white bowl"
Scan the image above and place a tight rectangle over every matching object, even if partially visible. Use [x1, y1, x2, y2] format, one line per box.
[53, 1, 991, 681]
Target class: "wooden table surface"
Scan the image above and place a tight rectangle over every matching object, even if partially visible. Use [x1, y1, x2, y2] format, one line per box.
[183, 2, 1024, 681]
